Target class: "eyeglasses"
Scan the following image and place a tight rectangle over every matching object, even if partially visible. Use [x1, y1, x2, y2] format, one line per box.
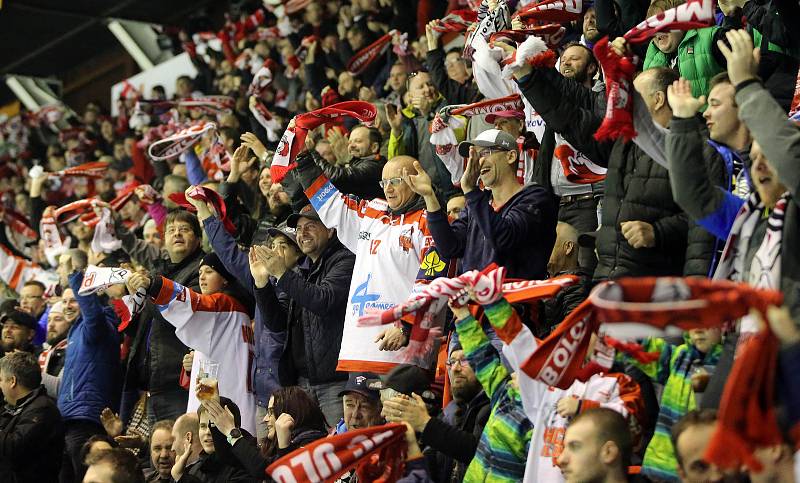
[378, 177, 404, 189]
[446, 358, 470, 368]
[165, 226, 194, 236]
[477, 148, 508, 158]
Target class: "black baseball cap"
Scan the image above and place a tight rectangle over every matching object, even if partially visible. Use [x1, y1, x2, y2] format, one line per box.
[0, 309, 38, 331]
[338, 372, 381, 402]
[286, 204, 323, 228]
[369, 364, 436, 402]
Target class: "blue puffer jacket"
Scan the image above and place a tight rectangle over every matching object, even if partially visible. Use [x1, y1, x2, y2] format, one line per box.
[58, 271, 121, 424]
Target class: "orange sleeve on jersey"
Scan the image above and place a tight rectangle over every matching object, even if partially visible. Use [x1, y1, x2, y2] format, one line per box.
[153, 276, 248, 314]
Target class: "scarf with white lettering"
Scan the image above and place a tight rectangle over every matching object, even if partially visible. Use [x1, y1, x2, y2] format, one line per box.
[513, 0, 584, 23]
[148, 121, 217, 161]
[77, 265, 132, 296]
[266, 423, 407, 483]
[594, 0, 715, 141]
[489, 23, 566, 48]
[271, 101, 377, 183]
[521, 277, 783, 389]
[713, 191, 789, 337]
[347, 30, 396, 76]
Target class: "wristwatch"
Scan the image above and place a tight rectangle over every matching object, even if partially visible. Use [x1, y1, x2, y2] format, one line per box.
[227, 428, 243, 446]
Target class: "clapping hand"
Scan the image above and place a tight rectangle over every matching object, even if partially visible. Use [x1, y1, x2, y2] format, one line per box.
[402, 160, 435, 198]
[249, 246, 271, 288]
[171, 432, 193, 482]
[202, 398, 237, 437]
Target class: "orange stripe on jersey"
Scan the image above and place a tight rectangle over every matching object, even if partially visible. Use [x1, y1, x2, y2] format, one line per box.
[337, 359, 400, 375]
[190, 291, 249, 315]
[304, 174, 330, 199]
[8, 264, 24, 291]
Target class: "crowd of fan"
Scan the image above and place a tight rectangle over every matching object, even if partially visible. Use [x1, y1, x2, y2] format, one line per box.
[0, 0, 800, 482]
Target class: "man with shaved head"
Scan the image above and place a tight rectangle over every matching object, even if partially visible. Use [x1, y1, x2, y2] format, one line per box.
[294, 148, 452, 371]
[539, 222, 592, 337]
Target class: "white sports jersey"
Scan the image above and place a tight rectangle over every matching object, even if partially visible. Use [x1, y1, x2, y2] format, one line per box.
[498, 309, 644, 482]
[152, 277, 256, 435]
[305, 174, 450, 373]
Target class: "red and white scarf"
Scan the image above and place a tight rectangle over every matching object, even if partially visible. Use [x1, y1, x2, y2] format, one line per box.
[431, 9, 478, 33]
[168, 186, 237, 235]
[148, 121, 216, 161]
[430, 95, 526, 184]
[47, 161, 109, 180]
[347, 30, 397, 75]
[266, 423, 408, 483]
[594, 0, 715, 141]
[521, 277, 783, 389]
[358, 265, 578, 364]
[40, 206, 70, 267]
[249, 98, 283, 143]
[513, 0, 584, 24]
[271, 101, 377, 183]
[90, 208, 122, 254]
[2, 206, 37, 240]
[489, 23, 566, 48]
[138, 96, 235, 116]
[248, 58, 278, 97]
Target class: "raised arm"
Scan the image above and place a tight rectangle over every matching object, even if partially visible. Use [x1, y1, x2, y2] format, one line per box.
[666, 80, 745, 240]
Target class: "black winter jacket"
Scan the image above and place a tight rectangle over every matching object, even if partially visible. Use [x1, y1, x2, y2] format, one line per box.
[255, 238, 356, 385]
[517, 69, 690, 281]
[115, 219, 203, 420]
[310, 150, 386, 201]
[0, 386, 64, 483]
[537, 268, 592, 338]
[422, 391, 491, 483]
[425, 48, 482, 105]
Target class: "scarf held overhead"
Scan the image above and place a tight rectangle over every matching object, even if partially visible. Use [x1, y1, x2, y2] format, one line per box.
[357, 264, 578, 363]
[521, 277, 783, 389]
[271, 101, 377, 183]
[266, 423, 408, 483]
[593, 0, 715, 141]
[148, 121, 217, 161]
[347, 30, 396, 75]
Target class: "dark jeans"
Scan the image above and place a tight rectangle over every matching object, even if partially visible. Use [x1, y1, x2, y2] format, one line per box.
[60, 419, 105, 483]
[147, 388, 189, 427]
[558, 196, 600, 274]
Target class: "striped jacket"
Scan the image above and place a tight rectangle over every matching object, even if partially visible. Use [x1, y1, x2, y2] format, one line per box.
[455, 313, 533, 483]
[636, 338, 722, 482]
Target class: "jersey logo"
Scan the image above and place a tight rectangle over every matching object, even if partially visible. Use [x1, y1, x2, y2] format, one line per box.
[398, 227, 413, 252]
[420, 248, 446, 277]
[351, 274, 380, 316]
[358, 231, 371, 241]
